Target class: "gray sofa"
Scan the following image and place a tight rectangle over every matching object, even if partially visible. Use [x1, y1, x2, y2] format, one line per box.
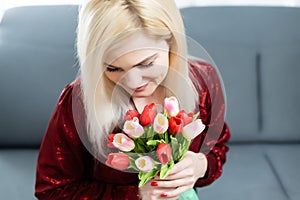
[0, 5, 299, 200]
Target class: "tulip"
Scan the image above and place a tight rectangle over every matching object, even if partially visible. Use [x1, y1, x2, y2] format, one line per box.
[164, 96, 180, 117]
[135, 156, 155, 172]
[107, 133, 116, 148]
[139, 103, 157, 126]
[106, 152, 130, 170]
[153, 113, 169, 134]
[168, 116, 183, 135]
[123, 117, 144, 138]
[112, 133, 135, 152]
[156, 143, 172, 165]
[177, 110, 194, 126]
[182, 119, 206, 140]
[124, 110, 140, 121]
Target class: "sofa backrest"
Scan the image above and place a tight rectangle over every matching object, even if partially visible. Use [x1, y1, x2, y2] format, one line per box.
[1, 5, 299, 147]
[0, 6, 79, 147]
[181, 6, 300, 142]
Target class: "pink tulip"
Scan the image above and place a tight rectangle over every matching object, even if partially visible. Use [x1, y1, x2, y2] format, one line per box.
[112, 133, 135, 152]
[106, 152, 130, 170]
[135, 156, 155, 172]
[182, 119, 206, 140]
[164, 96, 180, 117]
[156, 143, 172, 165]
[123, 117, 144, 138]
[153, 113, 169, 134]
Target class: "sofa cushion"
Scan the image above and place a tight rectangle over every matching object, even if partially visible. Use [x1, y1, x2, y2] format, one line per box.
[0, 149, 38, 199]
[266, 144, 300, 200]
[197, 144, 300, 200]
[0, 6, 79, 146]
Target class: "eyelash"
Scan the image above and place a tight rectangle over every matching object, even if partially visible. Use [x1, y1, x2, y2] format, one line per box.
[138, 61, 154, 68]
[106, 61, 154, 72]
[106, 67, 121, 72]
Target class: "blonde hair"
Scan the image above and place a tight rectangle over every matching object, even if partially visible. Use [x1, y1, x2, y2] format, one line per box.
[77, 0, 198, 158]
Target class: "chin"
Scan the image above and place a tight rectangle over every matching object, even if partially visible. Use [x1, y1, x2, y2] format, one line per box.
[132, 86, 157, 98]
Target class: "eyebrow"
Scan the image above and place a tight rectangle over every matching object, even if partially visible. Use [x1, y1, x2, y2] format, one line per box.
[104, 53, 158, 69]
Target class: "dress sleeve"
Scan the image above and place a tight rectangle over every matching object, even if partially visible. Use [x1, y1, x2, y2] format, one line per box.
[35, 82, 109, 199]
[189, 61, 231, 187]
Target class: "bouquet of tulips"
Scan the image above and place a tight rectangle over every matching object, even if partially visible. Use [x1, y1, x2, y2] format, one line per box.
[105, 96, 205, 188]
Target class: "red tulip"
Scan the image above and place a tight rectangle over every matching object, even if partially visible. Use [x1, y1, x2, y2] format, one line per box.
[107, 134, 116, 148]
[177, 110, 194, 126]
[124, 110, 140, 121]
[156, 143, 172, 165]
[139, 103, 156, 126]
[105, 153, 130, 170]
[168, 116, 183, 135]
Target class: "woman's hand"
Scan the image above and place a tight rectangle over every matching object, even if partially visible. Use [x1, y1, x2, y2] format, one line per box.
[138, 151, 207, 200]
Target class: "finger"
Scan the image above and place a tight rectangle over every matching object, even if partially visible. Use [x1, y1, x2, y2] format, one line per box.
[167, 158, 193, 176]
[158, 196, 178, 200]
[151, 177, 194, 188]
[140, 187, 174, 200]
[164, 168, 194, 180]
[164, 185, 194, 199]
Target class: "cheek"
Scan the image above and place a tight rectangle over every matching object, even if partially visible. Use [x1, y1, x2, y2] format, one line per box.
[157, 67, 168, 80]
[104, 72, 121, 84]
[151, 53, 169, 80]
[144, 65, 168, 85]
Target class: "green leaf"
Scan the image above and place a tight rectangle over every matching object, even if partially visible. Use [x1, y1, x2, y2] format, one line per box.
[134, 140, 147, 153]
[148, 125, 155, 138]
[164, 132, 169, 143]
[163, 109, 168, 117]
[193, 112, 200, 120]
[160, 164, 169, 179]
[170, 136, 179, 161]
[160, 160, 174, 179]
[138, 170, 159, 187]
[128, 157, 138, 171]
[146, 140, 162, 146]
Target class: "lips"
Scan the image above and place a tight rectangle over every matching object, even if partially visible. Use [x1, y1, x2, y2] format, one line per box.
[135, 83, 148, 92]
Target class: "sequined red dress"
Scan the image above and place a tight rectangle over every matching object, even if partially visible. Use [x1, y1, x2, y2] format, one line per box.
[35, 60, 231, 199]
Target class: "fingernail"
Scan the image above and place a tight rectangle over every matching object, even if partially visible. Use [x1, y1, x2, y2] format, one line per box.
[160, 193, 167, 197]
[151, 181, 158, 186]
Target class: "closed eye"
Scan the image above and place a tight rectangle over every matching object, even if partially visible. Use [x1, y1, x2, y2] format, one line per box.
[104, 53, 157, 72]
[106, 67, 122, 72]
[138, 61, 154, 68]
[104, 63, 123, 72]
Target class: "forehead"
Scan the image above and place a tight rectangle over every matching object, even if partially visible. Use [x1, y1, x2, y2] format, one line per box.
[104, 32, 169, 64]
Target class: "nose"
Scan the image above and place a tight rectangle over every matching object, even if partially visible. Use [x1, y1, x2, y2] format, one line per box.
[121, 68, 143, 89]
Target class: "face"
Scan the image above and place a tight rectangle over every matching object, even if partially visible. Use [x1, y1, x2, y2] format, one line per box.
[104, 33, 170, 98]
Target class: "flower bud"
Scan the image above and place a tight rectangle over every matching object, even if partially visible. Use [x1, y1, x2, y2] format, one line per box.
[124, 110, 140, 121]
[112, 133, 135, 152]
[139, 103, 156, 126]
[106, 153, 130, 170]
[123, 117, 144, 138]
[168, 116, 183, 135]
[164, 96, 180, 117]
[153, 113, 169, 134]
[135, 156, 155, 172]
[156, 143, 172, 165]
[182, 119, 205, 140]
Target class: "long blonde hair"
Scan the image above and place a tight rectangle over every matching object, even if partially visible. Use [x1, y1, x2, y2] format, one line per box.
[76, 0, 198, 158]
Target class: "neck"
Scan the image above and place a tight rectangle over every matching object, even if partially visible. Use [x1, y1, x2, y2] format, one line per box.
[132, 86, 166, 113]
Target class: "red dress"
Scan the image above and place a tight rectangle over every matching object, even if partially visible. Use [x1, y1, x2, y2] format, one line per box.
[35, 60, 231, 199]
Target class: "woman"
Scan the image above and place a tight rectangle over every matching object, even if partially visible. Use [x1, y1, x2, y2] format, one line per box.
[35, 0, 230, 199]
